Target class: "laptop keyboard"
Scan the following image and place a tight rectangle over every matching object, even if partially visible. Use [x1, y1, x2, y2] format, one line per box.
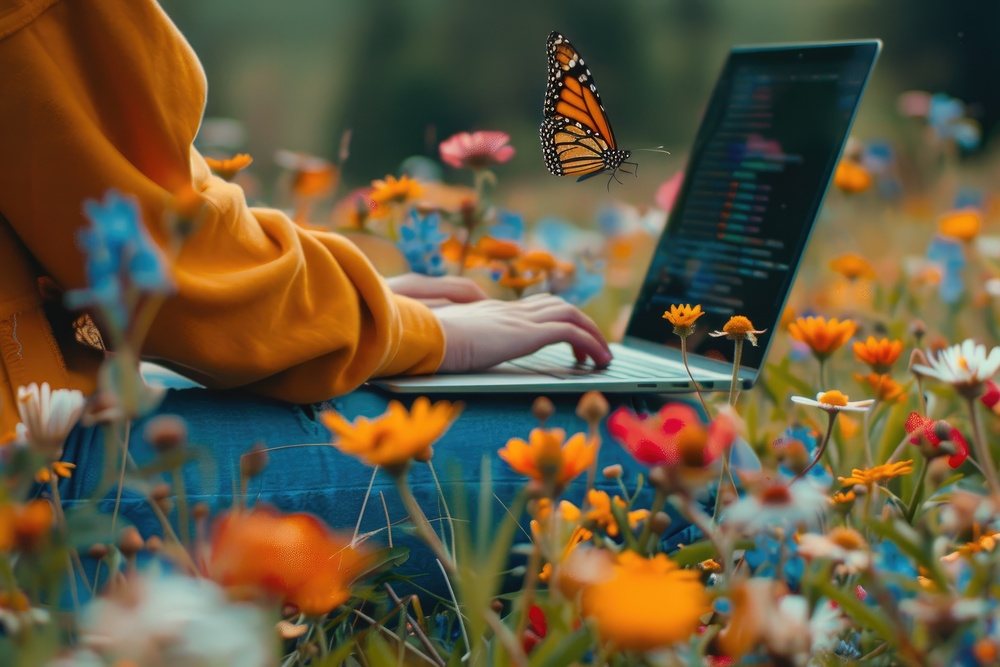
[507, 344, 691, 381]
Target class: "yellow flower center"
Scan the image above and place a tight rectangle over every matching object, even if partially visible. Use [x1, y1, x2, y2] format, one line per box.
[828, 526, 866, 551]
[818, 390, 849, 407]
[723, 315, 755, 335]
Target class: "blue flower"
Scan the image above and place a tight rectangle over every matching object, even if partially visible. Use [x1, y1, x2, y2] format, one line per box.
[488, 210, 524, 243]
[928, 93, 981, 151]
[397, 209, 447, 277]
[64, 190, 173, 332]
[926, 234, 966, 305]
[745, 532, 804, 589]
[557, 259, 604, 306]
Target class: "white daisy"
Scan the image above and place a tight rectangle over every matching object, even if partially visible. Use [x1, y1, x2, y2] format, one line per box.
[791, 390, 874, 413]
[796, 527, 871, 574]
[912, 339, 1000, 395]
[15, 382, 85, 460]
[724, 478, 830, 533]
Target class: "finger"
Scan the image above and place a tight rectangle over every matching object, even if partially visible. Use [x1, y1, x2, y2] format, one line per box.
[573, 347, 586, 364]
[519, 300, 612, 356]
[540, 322, 612, 368]
[440, 277, 490, 303]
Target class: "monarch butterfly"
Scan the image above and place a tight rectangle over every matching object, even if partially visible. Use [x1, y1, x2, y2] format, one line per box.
[540, 31, 635, 184]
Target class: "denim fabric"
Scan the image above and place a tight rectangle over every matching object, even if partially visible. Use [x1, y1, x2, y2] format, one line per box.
[49, 379, 701, 598]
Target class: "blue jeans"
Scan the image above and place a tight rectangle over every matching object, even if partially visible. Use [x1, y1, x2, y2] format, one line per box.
[50, 373, 699, 598]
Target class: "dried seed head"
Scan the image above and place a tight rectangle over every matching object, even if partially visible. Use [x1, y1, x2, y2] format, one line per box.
[602, 464, 623, 480]
[531, 396, 555, 424]
[143, 415, 188, 452]
[118, 527, 144, 557]
[240, 442, 270, 481]
[576, 391, 610, 425]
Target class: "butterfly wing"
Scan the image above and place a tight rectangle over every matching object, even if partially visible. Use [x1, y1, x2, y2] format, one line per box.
[540, 31, 630, 181]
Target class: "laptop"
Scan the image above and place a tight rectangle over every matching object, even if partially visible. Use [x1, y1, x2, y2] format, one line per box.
[376, 40, 882, 395]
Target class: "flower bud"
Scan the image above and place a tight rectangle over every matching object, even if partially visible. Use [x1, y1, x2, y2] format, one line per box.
[531, 396, 555, 424]
[86, 543, 109, 560]
[240, 442, 270, 481]
[909, 348, 930, 375]
[144, 415, 188, 453]
[118, 526, 144, 558]
[144, 535, 164, 553]
[602, 464, 623, 480]
[908, 319, 926, 343]
[576, 391, 609, 425]
[650, 511, 673, 536]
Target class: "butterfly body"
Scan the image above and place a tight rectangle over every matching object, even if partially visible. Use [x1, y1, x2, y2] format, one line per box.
[540, 31, 634, 183]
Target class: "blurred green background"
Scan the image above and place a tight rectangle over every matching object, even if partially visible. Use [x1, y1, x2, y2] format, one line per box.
[160, 0, 999, 207]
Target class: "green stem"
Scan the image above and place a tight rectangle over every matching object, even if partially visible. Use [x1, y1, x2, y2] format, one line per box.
[173, 468, 191, 549]
[904, 457, 929, 524]
[394, 472, 455, 575]
[728, 338, 744, 407]
[313, 617, 330, 659]
[818, 356, 828, 391]
[966, 396, 1000, 496]
[793, 410, 837, 483]
[681, 335, 712, 418]
[636, 488, 667, 555]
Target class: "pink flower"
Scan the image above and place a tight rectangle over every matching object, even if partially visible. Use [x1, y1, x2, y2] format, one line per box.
[608, 403, 736, 468]
[905, 412, 970, 468]
[439, 131, 515, 169]
[654, 172, 683, 212]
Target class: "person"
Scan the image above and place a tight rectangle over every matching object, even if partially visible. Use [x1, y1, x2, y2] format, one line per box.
[1, 0, 689, 587]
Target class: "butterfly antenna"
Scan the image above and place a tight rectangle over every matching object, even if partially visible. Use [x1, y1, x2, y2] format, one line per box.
[635, 145, 672, 155]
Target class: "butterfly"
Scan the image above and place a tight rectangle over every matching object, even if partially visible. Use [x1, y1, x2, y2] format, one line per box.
[540, 31, 635, 184]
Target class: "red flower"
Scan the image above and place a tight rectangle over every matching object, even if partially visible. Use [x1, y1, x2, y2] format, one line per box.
[982, 380, 1000, 414]
[522, 605, 547, 654]
[608, 403, 736, 468]
[439, 130, 515, 170]
[905, 412, 970, 468]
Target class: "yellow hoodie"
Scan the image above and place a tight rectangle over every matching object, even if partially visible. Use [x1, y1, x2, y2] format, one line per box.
[0, 0, 445, 433]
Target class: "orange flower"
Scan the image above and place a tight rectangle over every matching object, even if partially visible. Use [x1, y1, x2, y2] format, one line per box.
[838, 460, 913, 487]
[204, 153, 253, 181]
[516, 250, 559, 273]
[276, 150, 339, 198]
[832, 160, 873, 193]
[852, 336, 903, 373]
[709, 315, 767, 346]
[498, 267, 544, 291]
[854, 372, 906, 402]
[0, 500, 55, 552]
[477, 235, 521, 261]
[662, 304, 704, 336]
[938, 208, 982, 242]
[498, 428, 596, 489]
[581, 551, 709, 651]
[208, 506, 371, 616]
[829, 253, 877, 281]
[370, 174, 423, 206]
[35, 461, 76, 484]
[584, 489, 648, 537]
[321, 397, 462, 470]
[788, 316, 857, 359]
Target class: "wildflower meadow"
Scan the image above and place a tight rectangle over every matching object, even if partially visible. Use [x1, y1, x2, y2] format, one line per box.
[5, 85, 1000, 667]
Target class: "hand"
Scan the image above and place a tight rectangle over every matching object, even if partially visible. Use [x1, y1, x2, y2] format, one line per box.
[385, 273, 489, 307]
[433, 294, 613, 373]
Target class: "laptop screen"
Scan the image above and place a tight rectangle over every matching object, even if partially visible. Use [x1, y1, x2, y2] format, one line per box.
[625, 41, 880, 374]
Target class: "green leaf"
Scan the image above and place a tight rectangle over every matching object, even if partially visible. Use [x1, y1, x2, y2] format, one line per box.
[528, 626, 593, 667]
[670, 538, 755, 567]
[63, 506, 118, 550]
[811, 577, 895, 640]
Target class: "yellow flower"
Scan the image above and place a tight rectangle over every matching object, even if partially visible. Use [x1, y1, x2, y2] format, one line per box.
[853, 372, 906, 402]
[832, 490, 856, 504]
[941, 531, 1000, 563]
[321, 397, 462, 470]
[34, 461, 76, 484]
[581, 551, 709, 652]
[498, 428, 596, 489]
[370, 174, 424, 206]
[477, 235, 522, 261]
[204, 153, 253, 181]
[829, 253, 877, 280]
[788, 316, 857, 359]
[709, 315, 766, 346]
[938, 208, 981, 243]
[838, 459, 914, 487]
[583, 489, 649, 538]
[852, 336, 903, 373]
[832, 160, 873, 194]
[662, 304, 704, 336]
[276, 150, 339, 199]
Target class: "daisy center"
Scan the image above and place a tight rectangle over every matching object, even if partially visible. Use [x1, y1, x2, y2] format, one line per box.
[818, 390, 849, 407]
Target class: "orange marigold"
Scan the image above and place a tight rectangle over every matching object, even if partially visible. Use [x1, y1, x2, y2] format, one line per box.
[829, 253, 877, 281]
[581, 551, 709, 652]
[938, 208, 982, 243]
[208, 506, 371, 616]
[833, 160, 873, 194]
[498, 428, 596, 489]
[370, 174, 423, 206]
[852, 336, 903, 373]
[321, 397, 462, 470]
[662, 304, 705, 336]
[854, 372, 906, 402]
[788, 316, 857, 359]
[204, 153, 253, 181]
